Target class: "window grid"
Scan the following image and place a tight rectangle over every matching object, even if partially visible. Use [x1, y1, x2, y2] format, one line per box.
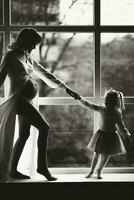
[1, 0, 134, 172]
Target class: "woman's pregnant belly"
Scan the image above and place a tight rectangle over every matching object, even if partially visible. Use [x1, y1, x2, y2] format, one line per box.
[21, 78, 38, 100]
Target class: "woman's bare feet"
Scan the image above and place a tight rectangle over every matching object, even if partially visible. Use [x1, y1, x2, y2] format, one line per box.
[37, 168, 57, 181]
[85, 171, 94, 178]
[9, 171, 30, 179]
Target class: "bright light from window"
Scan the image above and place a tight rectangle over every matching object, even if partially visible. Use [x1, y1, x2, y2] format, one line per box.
[101, 0, 134, 25]
[60, 0, 93, 25]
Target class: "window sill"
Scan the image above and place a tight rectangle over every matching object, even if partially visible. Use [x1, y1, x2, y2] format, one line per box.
[49, 167, 134, 174]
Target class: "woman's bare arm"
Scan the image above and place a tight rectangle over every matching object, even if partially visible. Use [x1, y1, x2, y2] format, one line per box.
[27, 58, 65, 89]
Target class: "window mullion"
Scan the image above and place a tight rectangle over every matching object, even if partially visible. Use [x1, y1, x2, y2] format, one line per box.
[94, 0, 100, 26]
[94, 31, 100, 98]
[94, 0, 101, 132]
[94, 0, 100, 97]
[3, 0, 11, 49]
[3, 0, 10, 26]
[3, 0, 11, 98]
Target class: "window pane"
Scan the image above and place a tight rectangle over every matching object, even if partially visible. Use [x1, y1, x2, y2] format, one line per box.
[101, 0, 134, 25]
[101, 33, 134, 97]
[60, 0, 93, 25]
[0, 32, 4, 97]
[37, 33, 94, 97]
[11, 0, 93, 26]
[11, 0, 59, 25]
[0, 0, 3, 25]
[40, 105, 93, 167]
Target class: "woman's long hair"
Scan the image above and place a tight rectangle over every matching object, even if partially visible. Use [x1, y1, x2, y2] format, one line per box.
[8, 28, 42, 51]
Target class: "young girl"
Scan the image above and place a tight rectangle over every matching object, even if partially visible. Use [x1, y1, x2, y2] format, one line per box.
[66, 88, 131, 179]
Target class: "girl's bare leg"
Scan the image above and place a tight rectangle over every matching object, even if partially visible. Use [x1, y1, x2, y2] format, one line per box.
[86, 152, 101, 178]
[96, 154, 110, 179]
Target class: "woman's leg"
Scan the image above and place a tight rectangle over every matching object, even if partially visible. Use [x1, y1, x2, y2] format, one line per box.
[16, 99, 56, 181]
[9, 116, 31, 179]
[86, 152, 100, 178]
[96, 153, 110, 179]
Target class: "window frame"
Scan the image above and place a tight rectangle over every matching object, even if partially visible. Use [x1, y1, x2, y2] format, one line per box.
[0, 0, 134, 173]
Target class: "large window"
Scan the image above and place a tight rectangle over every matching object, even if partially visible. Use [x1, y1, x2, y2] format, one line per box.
[1, 0, 134, 171]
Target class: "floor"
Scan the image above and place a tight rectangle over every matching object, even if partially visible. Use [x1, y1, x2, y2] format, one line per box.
[8, 168, 134, 183]
[3, 169, 134, 199]
[8, 173, 134, 183]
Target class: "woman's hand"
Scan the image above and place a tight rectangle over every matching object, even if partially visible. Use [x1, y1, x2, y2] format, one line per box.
[66, 87, 81, 100]
[59, 83, 81, 100]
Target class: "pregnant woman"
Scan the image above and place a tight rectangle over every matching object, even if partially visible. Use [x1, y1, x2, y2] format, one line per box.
[0, 28, 71, 182]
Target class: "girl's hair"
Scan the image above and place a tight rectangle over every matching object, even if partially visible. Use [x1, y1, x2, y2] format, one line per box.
[104, 89, 125, 111]
[8, 28, 42, 51]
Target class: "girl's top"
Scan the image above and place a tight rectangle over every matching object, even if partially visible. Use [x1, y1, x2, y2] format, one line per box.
[79, 97, 130, 136]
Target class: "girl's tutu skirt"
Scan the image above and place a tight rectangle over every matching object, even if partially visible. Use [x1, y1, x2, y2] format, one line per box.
[87, 129, 126, 155]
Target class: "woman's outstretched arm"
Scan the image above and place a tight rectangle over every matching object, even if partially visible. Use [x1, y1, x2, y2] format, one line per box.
[27, 57, 66, 89]
[66, 87, 81, 99]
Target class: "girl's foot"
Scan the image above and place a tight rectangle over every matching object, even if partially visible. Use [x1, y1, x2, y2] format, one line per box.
[96, 169, 102, 179]
[85, 171, 94, 178]
[37, 168, 57, 181]
[9, 171, 30, 179]
[97, 175, 102, 179]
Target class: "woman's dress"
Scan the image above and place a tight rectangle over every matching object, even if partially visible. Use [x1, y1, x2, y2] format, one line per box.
[0, 51, 63, 182]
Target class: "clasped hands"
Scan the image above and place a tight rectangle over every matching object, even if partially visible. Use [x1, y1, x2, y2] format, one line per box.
[66, 87, 81, 100]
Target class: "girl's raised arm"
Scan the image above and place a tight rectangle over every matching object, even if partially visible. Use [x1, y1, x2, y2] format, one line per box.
[78, 96, 100, 112]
